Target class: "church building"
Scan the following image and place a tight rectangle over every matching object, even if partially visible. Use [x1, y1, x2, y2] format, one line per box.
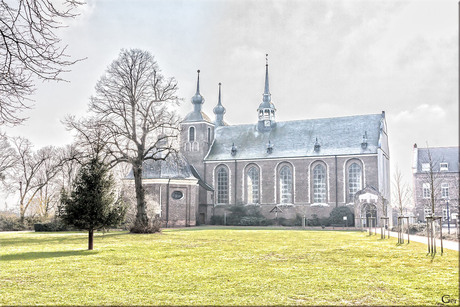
[177, 57, 391, 227]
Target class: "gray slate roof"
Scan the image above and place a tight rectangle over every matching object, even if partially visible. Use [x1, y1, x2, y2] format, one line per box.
[183, 110, 212, 123]
[416, 147, 459, 173]
[126, 154, 194, 180]
[205, 113, 384, 161]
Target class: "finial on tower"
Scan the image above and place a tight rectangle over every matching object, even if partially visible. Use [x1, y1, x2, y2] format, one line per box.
[196, 70, 201, 94]
[192, 69, 204, 106]
[256, 54, 276, 132]
[213, 82, 226, 126]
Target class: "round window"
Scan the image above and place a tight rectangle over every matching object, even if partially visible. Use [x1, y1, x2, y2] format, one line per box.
[171, 191, 183, 200]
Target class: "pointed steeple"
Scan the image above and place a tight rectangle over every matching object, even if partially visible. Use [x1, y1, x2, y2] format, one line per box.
[191, 70, 204, 110]
[257, 54, 276, 132]
[262, 54, 271, 105]
[183, 69, 212, 123]
[213, 82, 226, 126]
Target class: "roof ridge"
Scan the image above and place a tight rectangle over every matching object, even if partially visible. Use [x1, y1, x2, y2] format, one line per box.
[216, 113, 382, 129]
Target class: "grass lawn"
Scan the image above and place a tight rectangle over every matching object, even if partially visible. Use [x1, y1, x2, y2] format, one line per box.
[0, 227, 458, 306]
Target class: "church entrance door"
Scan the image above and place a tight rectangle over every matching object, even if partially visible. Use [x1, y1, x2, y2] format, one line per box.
[362, 203, 377, 227]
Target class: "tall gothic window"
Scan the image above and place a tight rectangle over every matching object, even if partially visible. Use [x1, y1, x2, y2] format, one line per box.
[247, 166, 260, 204]
[216, 166, 228, 204]
[189, 126, 195, 142]
[207, 127, 211, 143]
[313, 164, 326, 203]
[348, 163, 362, 202]
[279, 165, 292, 204]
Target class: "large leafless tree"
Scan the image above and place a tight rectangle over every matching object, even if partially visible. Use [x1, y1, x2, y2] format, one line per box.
[6, 137, 63, 222]
[71, 49, 181, 232]
[0, 0, 84, 125]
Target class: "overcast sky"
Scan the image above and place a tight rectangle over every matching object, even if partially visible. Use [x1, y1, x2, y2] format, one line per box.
[4, 0, 458, 199]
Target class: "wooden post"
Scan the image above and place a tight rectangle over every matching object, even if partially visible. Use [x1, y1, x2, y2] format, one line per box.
[438, 217, 443, 255]
[369, 218, 372, 235]
[432, 219, 436, 254]
[406, 217, 410, 244]
[426, 218, 431, 254]
[374, 217, 377, 236]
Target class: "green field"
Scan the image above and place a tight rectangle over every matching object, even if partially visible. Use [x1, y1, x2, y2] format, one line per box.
[0, 227, 458, 306]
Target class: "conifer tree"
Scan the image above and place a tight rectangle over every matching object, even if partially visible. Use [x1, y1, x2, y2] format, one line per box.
[62, 158, 126, 250]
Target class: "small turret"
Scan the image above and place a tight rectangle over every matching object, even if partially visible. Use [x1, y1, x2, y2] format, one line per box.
[183, 70, 212, 123]
[191, 70, 204, 111]
[257, 54, 276, 132]
[213, 83, 226, 127]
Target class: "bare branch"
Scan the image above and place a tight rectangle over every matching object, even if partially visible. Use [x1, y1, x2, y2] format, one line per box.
[0, 0, 85, 126]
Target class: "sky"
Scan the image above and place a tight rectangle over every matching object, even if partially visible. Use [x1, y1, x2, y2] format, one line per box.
[3, 0, 458, 206]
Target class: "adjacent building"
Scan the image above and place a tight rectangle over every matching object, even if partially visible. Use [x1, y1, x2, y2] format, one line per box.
[412, 145, 459, 224]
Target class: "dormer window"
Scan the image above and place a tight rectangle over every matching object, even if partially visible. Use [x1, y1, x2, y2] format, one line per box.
[361, 131, 368, 149]
[314, 138, 320, 152]
[231, 143, 237, 156]
[267, 140, 274, 154]
[421, 163, 430, 172]
[440, 163, 448, 171]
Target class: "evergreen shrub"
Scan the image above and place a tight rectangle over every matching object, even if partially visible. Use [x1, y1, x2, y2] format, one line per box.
[329, 206, 355, 227]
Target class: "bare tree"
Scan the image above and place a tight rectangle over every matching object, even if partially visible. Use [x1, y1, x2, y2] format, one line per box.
[68, 49, 181, 232]
[6, 137, 63, 222]
[392, 166, 412, 216]
[0, 0, 84, 125]
[0, 132, 17, 181]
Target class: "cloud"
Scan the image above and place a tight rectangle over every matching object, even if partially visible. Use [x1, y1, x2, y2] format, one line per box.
[393, 104, 446, 123]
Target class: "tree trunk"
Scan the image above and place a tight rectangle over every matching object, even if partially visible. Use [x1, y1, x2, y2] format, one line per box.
[88, 229, 94, 250]
[132, 162, 149, 229]
[20, 201, 25, 225]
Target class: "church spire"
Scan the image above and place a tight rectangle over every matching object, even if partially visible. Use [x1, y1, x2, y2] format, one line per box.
[213, 82, 226, 126]
[263, 54, 271, 104]
[191, 70, 204, 110]
[257, 54, 276, 132]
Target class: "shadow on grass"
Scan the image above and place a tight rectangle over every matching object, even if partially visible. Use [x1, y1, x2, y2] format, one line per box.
[1, 249, 98, 261]
[0, 231, 130, 247]
[166, 226, 365, 232]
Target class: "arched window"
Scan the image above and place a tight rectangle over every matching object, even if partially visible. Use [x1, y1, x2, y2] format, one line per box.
[313, 164, 326, 203]
[216, 166, 228, 204]
[189, 127, 195, 142]
[348, 163, 362, 202]
[247, 166, 260, 204]
[279, 165, 292, 204]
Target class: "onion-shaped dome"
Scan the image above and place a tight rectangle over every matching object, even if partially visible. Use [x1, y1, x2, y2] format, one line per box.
[192, 70, 204, 105]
